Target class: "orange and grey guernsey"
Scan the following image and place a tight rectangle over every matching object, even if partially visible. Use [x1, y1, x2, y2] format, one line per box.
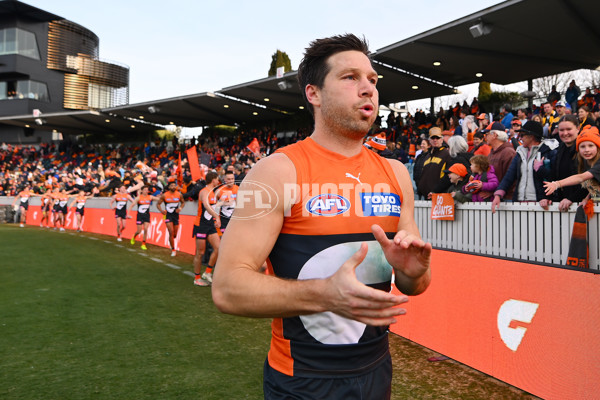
[137, 194, 153, 215]
[194, 187, 216, 226]
[75, 196, 87, 209]
[114, 194, 129, 210]
[269, 137, 403, 378]
[217, 185, 238, 219]
[163, 191, 182, 214]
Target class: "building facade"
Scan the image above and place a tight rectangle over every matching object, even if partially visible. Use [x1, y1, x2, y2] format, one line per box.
[0, 0, 129, 142]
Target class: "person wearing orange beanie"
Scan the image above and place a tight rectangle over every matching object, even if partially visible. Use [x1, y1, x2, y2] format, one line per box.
[544, 125, 600, 211]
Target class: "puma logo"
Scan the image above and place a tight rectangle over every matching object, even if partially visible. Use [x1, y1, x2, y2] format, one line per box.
[345, 172, 362, 184]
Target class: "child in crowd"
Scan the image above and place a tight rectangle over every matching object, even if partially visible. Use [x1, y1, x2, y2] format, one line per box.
[544, 125, 600, 207]
[463, 155, 499, 202]
[443, 163, 471, 203]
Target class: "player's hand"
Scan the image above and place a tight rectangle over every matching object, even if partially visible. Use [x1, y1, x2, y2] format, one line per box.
[324, 242, 408, 326]
[214, 217, 221, 229]
[161, 210, 166, 215]
[371, 225, 431, 281]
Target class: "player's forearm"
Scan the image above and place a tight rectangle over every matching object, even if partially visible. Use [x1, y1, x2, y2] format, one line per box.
[212, 267, 328, 318]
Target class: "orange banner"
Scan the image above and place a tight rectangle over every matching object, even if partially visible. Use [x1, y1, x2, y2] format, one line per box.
[390, 250, 600, 400]
[186, 146, 204, 181]
[430, 193, 454, 220]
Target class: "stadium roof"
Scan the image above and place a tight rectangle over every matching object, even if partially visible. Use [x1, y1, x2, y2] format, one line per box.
[372, 0, 600, 87]
[0, 110, 158, 136]
[2, 0, 600, 135]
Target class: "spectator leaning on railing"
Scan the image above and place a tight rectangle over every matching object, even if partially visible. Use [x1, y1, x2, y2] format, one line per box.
[491, 121, 558, 213]
[535, 115, 588, 211]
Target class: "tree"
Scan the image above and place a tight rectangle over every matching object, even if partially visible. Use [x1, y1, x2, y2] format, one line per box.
[268, 50, 292, 77]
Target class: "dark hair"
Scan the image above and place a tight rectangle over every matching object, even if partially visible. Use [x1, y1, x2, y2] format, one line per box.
[297, 34, 371, 116]
[558, 114, 579, 128]
[502, 103, 512, 113]
[205, 171, 218, 183]
[224, 170, 235, 176]
[474, 131, 485, 140]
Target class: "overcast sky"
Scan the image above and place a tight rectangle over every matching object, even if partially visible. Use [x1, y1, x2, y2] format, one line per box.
[24, 0, 503, 105]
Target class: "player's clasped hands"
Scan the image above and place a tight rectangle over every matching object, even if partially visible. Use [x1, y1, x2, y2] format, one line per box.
[325, 242, 409, 327]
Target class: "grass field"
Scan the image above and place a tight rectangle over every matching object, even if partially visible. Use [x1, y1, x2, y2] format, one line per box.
[0, 224, 539, 399]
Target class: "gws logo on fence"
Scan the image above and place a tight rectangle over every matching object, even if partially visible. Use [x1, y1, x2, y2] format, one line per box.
[497, 299, 539, 352]
[306, 194, 350, 216]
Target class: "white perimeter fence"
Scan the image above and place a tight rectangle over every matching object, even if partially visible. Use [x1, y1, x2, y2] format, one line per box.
[415, 200, 600, 270]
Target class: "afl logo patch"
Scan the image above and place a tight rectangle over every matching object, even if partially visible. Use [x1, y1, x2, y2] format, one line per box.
[306, 194, 350, 216]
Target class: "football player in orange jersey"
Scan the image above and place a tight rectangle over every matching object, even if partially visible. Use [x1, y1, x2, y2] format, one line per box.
[212, 34, 431, 399]
[128, 185, 159, 250]
[109, 185, 134, 241]
[156, 179, 184, 256]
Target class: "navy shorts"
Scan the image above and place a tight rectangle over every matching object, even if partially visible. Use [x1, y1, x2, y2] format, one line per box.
[165, 212, 179, 226]
[263, 355, 392, 400]
[75, 208, 84, 216]
[193, 223, 217, 239]
[137, 213, 150, 224]
[20, 202, 29, 210]
[115, 208, 127, 219]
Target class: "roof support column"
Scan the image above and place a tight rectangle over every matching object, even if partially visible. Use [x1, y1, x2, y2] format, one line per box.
[430, 97, 435, 115]
[528, 79, 533, 110]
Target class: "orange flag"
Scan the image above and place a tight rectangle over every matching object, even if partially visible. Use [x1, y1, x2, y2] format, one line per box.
[186, 146, 204, 181]
[247, 138, 260, 156]
[176, 153, 183, 186]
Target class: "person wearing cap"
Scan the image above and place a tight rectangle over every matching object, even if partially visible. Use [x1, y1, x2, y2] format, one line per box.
[442, 163, 471, 203]
[509, 118, 522, 149]
[491, 121, 558, 213]
[485, 122, 516, 191]
[477, 113, 490, 130]
[544, 125, 600, 206]
[416, 127, 451, 199]
[535, 115, 588, 211]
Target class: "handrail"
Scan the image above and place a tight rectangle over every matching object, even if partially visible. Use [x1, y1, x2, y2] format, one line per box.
[414, 200, 600, 270]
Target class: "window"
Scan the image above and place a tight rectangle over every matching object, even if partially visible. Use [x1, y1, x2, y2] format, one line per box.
[0, 80, 49, 102]
[0, 28, 40, 59]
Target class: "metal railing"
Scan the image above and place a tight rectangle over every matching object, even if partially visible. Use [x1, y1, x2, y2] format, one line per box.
[415, 200, 600, 270]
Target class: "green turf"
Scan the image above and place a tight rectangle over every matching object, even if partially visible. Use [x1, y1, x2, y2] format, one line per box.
[0, 225, 538, 399]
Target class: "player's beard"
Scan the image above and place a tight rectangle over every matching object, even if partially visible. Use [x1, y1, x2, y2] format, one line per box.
[320, 99, 377, 140]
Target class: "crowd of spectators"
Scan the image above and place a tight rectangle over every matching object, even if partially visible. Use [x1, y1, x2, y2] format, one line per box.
[2, 82, 600, 215]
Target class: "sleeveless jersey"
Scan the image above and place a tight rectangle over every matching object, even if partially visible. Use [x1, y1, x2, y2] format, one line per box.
[114, 194, 129, 210]
[268, 137, 404, 378]
[75, 196, 87, 209]
[137, 195, 153, 214]
[58, 194, 69, 208]
[163, 191, 182, 214]
[217, 184, 238, 219]
[195, 187, 216, 225]
[18, 191, 30, 204]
